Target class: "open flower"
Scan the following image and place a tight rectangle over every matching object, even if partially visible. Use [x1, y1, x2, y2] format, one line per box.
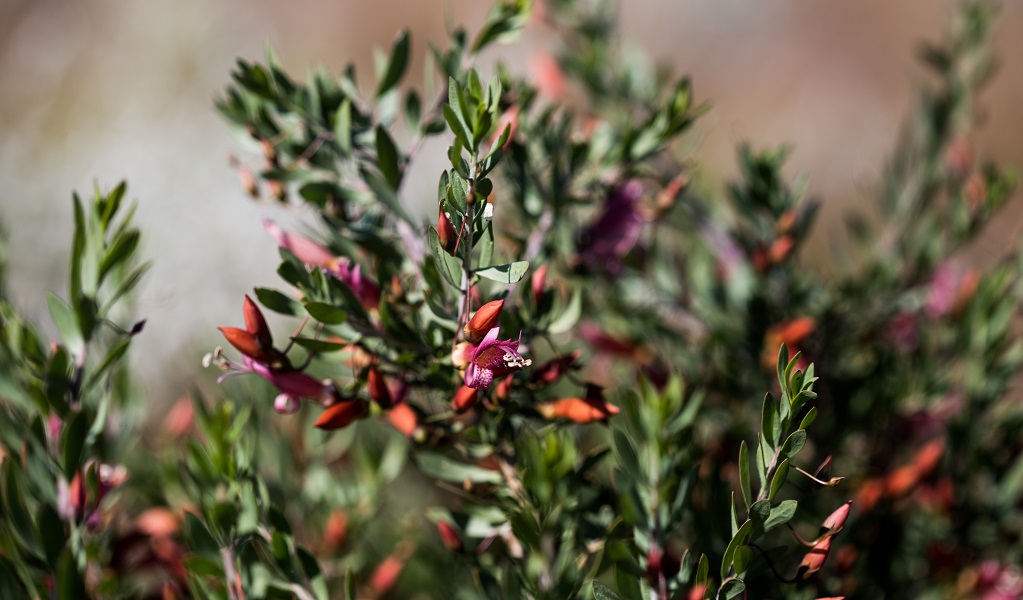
[464, 328, 531, 389]
[212, 296, 334, 414]
[575, 181, 644, 275]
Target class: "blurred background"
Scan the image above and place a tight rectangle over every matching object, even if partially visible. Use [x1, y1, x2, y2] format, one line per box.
[1, 0, 1021, 407]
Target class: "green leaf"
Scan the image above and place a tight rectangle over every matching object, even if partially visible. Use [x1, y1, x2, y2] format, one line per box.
[376, 29, 410, 97]
[290, 337, 348, 353]
[3, 463, 38, 556]
[769, 458, 789, 500]
[56, 549, 85, 600]
[762, 393, 778, 447]
[37, 504, 65, 569]
[748, 499, 771, 536]
[334, 99, 352, 154]
[719, 577, 746, 600]
[255, 287, 301, 316]
[472, 0, 532, 52]
[475, 261, 529, 284]
[414, 452, 502, 484]
[763, 499, 798, 532]
[799, 407, 818, 429]
[428, 227, 463, 289]
[359, 166, 414, 225]
[47, 293, 83, 354]
[720, 519, 752, 580]
[738, 440, 751, 509]
[612, 427, 641, 477]
[305, 302, 347, 325]
[592, 581, 625, 600]
[98, 229, 139, 284]
[549, 288, 582, 334]
[375, 125, 402, 189]
[779, 429, 807, 461]
[61, 411, 89, 479]
[405, 89, 422, 132]
[732, 546, 752, 577]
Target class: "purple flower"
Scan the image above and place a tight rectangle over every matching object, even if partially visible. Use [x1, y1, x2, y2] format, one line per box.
[575, 181, 643, 274]
[464, 328, 532, 389]
[215, 354, 332, 414]
[329, 257, 381, 310]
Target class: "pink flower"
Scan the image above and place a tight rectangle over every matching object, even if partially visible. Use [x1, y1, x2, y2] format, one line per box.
[575, 181, 643, 274]
[264, 218, 380, 309]
[464, 328, 532, 389]
[263, 218, 336, 267]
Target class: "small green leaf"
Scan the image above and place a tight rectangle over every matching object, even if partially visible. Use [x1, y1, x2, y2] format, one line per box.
[769, 458, 789, 500]
[255, 287, 301, 316]
[720, 519, 752, 580]
[732, 546, 752, 577]
[799, 407, 818, 429]
[592, 581, 625, 600]
[61, 411, 89, 479]
[738, 440, 751, 509]
[428, 227, 463, 289]
[334, 99, 352, 154]
[549, 288, 582, 334]
[376, 30, 410, 97]
[414, 452, 502, 484]
[475, 261, 529, 284]
[763, 499, 798, 532]
[305, 302, 348, 325]
[748, 499, 771, 535]
[47, 293, 83, 354]
[290, 337, 348, 353]
[375, 125, 402, 189]
[719, 577, 746, 600]
[779, 429, 807, 461]
[360, 167, 414, 225]
[405, 89, 422, 132]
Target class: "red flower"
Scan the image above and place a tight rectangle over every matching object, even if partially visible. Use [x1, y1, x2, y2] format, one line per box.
[464, 328, 531, 389]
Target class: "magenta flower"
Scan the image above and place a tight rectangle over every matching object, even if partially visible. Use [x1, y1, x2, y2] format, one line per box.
[575, 181, 643, 274]
[464, 328, 532, 389]
[214, 354, 332, 414]
[264, 218, 380, 309]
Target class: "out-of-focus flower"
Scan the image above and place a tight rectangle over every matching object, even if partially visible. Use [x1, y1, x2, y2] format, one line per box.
[163, 396, 194, 439]
[322, 510, 349, 553]
[314, 400, 368, 431]
[530, 351, 581, 386]
[532, 52, 566, 100]
[492, 106, 519, 150]
[964, 171, 988, 208]
[437, 520, 463, 551]
[464, 328, 531, 389]
[926, 263, 978, 319]
[368, 554, 406, 597]
[945, 135, 974, 179]
[264, 219, 380, 309]
[263, 218, 336, 268]
[452, 385, 479, 412]
[367, 367, 393, 409]
[387, 402, 418, 437]
[218, 295, 283, 366]
[575, 181, 644, 275]
[530, 263, 548, 306]
[59, 461, 128, 528]
[537, 388, 620, 424]
[464, 299, 505, 344]
[761, 317, 815, 370]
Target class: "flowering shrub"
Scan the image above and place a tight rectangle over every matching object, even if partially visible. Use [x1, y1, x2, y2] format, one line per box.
[1, 1, 1022, 598]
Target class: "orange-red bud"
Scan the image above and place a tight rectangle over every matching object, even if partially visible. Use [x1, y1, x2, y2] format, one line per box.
[437, 520, 462, 551]
[537, 396, 620, 424]
[387, 402, 417, 437]
[819, 501, 852, 537]
[531, 263, 547, 306]
[438, 210, 458, 255]
[464, 299, 504, 344]
[452, 385, 479, 413]
[798, 535, 833, 579]
[218, 327, 264, 361]
[530, 351, 581, 386]
[314, 400, 367, 431]
[322, 510, 349, 553]
[367, 367, 393, 409]
[369, 554, 405, 596]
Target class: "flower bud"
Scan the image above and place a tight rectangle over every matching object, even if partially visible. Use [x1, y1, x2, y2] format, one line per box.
[369, 554, 405, 596]
[314, 400, 367, 430]
[452, 385, 479, 413]
[464, 299, 504, 344]
[273, 394, 300, 415]
[368, 367, 393, 409]
[387, 402, 417, 437]
[798, 535, 833, 580]
[438, 210, 458, 255]
[437, 520, 463, 551]
[322, 510, 349, 553]
[537, 395, 620, 424]
[531, 263, 547, 306]
[819, 501, 852, 537]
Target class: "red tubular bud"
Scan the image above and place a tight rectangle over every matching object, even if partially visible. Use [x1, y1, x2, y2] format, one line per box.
[438, 210, 458, 255]
[242, 295, 273, 348]
[437, 520, 463, 551]
[368, 367, 393, 409]
[369, 555, 405, 596]
[314, 400, 367, 431]
[531, 263, 547, 305]
[464, 299, 504, 344]
[798, 535, 834, 579]
[218, 327, 264, 361]
[819, 501, 852, 537]
[537, 396, 620, 424]
[452, 385, 479, 413]
[387, 402, 417, 437]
